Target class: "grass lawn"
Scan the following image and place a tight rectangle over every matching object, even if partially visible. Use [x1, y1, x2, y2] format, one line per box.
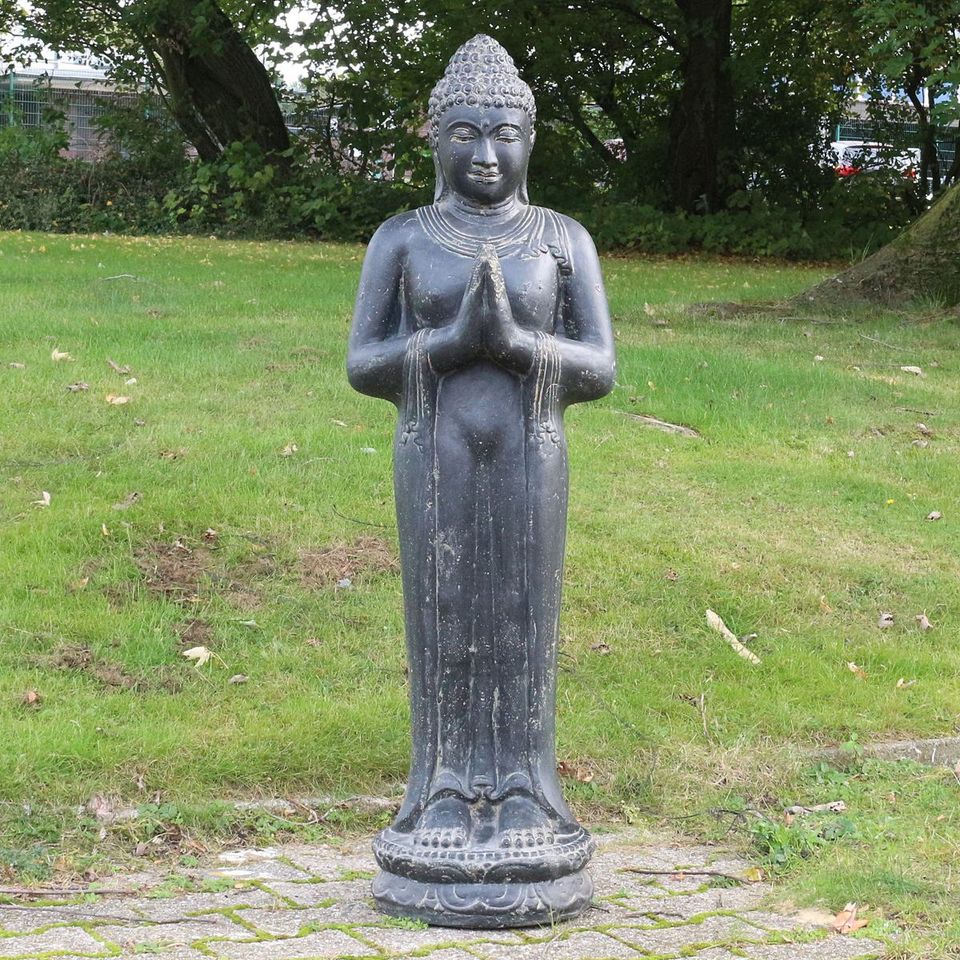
[1, 231, 958, 954]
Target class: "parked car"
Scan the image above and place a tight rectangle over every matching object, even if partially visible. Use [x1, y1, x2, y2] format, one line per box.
[830, 141, 921, 179]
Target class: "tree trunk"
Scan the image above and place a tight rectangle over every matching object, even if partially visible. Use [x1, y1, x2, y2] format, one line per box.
[149, 0, 289, 162]
[798, 181, 960, 308]
[667, 0, 736, 212]
[906, 79, 940, 196]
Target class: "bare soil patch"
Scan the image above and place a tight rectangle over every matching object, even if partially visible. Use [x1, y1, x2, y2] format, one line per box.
[134, 541, 215, 600]
[300, 536, 398, 588]
[42, 643, 183, 693]
[176, 619, 213, 647]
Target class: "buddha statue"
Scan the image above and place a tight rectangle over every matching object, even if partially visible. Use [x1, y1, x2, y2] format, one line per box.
[347, 34, 616, 928]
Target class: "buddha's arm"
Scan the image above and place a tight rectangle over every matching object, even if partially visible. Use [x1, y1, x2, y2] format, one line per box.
[552, 228, 616, 405]
[347, 224, 409, 404]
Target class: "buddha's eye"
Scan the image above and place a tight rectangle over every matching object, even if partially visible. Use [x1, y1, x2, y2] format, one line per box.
[449, 128, 477, 143]
[495, 129, 522, 143]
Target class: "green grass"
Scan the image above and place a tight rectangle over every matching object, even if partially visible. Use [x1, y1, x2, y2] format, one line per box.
[1, 232, 958, 952]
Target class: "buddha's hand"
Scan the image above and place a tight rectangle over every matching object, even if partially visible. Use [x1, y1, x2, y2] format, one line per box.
[424, 251, 487, 373]
[476, 245, 535, 374]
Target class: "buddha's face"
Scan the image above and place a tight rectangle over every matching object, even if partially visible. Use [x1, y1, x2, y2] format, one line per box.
[436, 105, 534, 205]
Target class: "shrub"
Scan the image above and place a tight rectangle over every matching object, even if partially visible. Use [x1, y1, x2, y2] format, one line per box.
[0, 122, 920, 259]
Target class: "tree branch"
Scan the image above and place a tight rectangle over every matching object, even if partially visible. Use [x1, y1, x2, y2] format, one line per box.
[601, 0, 680, 50]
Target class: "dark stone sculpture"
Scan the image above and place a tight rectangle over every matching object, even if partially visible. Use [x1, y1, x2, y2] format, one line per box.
[347, 34, 616, 929]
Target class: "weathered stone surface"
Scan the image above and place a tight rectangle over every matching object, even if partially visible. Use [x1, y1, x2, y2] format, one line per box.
[610, 915, 768, 954]
[743, 938, 884, 960]
[259, 879, 373, 908]
[0, 926, 108, 957]
[101, 915, 252, 950]
[0, 831, 892, 960]
[212, 929, 378, 959]
[129, 887, 282, 921]
[481, 931, 640, 960]
[357, 924, 523, 953]
[237, 906, 378, 938]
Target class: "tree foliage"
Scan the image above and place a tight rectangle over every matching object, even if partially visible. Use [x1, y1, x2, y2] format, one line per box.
[3, 0, 291, 161]
[856, 0, 960, 193]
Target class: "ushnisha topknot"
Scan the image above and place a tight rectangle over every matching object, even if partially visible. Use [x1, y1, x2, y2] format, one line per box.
[428, 34, 536, 145]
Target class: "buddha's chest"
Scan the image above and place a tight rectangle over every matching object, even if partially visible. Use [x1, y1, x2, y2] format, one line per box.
[402, 244, 562, 333]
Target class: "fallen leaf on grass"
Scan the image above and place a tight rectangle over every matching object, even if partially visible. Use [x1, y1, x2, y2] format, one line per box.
[915, 613, 933, 630]
[926, 511, 943, 521]
[9, 362, 26, 369]
[833, 902, 869, 934]
[706, 609, 761, 665]
[86, 794, 115, 821]
[557, 760, 594, 783]
[66, 382, 89, 392]
[305, 637, 323, 647]
[112, 492, 142, 511]
[67, 576, 90, 593]
[182, 646, 212, 667]
[847, 661, 867, 679]
[819, 595, 833, 613]
[878, 612, 894, 629]
[125, 377, 138, 386]
[202, 528, 218, 542]
[101, 523, 110, 537]
[160, 448, 188, 460]
[107, 359, 131, 374]
[900, 365, 924, 376]
[742, 866, 765, 883]
[916, 422, 933, 437]
[105, 394, 130, 405]
[22, 690, 41, 707]
[281, 442, 298, 457]
[784, 800, 847, 817]
[51, 348, 75, 362]
[33, 491, 51, 508]
[228, 674, 249, 685]
[896, 678, 917, 689]
[331, 419, 348, 427]
[590, 641, 611, 655]
[913, 439, 929, 448]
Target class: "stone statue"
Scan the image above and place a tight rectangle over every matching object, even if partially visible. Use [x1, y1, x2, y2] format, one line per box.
[347, 34, 616, 928]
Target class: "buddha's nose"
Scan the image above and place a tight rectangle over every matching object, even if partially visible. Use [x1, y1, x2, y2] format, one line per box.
[474, 139, 497, 168]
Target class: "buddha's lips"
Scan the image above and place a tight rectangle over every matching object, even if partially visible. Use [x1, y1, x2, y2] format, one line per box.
[470, 171, 501, 183]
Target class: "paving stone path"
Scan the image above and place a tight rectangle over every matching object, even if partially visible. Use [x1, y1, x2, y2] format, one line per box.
[0, 828, 885, 959]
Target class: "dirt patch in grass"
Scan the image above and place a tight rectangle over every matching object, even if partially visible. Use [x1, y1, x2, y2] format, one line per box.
[133, 539, 267, 613]
[222, 588, 263, 611]
[42, 644, 183, 693]
[176, 619, 213, 646]
[134, 540, 215, 600]
[300, 536, 398, 588]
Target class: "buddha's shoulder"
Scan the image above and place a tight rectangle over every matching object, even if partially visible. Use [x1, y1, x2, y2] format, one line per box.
[365, 208, 425, 251]
[530, 207, 596, 250]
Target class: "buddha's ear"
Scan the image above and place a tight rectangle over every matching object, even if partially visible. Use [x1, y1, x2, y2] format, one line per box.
[432, 150, 447, 203]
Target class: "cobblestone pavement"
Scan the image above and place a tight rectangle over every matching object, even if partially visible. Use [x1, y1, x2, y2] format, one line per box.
[0, 828, 885, 959]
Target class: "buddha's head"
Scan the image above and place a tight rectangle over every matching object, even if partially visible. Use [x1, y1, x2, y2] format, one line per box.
[428, 35, 536, 205]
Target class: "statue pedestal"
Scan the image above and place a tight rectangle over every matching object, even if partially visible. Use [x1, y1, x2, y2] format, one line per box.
[372, 871, 594, 929]
[371, 821, 594, 927]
